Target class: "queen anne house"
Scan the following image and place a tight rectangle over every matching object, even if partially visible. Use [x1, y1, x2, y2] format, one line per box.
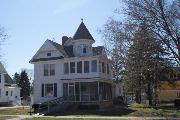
[30, 21, 115, 112]
[0, 62, 21, 106]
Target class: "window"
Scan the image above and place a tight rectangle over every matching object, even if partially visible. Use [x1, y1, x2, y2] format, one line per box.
[11, 91, 13, 96]
[102, 62, 106, 73]
[64, 63, 69, 74]
[107, 64, 110, 74]
[6, 91, 8, 96]
[0, 74, 1, 83]
[47, 52, 51, 56]
[99, 61, 101, 72]
[44, 64, 55, 76]
[83, 48, 86, 53]
[77, 61, 82, 73]
[91, 60, 97, 72]
[70, 62, 75, 73]
[84, 61, 89, 73]
[50, 64, 55, 76]
[44, 64, 49, 76]
[45, 84, 54, 97]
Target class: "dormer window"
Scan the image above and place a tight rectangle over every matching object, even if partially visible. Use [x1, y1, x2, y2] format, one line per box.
[47, 52, 51, 56]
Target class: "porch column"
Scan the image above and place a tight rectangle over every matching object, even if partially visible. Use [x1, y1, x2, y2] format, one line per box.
[98, 81, 100, 102]
[79, 82, 81, 102]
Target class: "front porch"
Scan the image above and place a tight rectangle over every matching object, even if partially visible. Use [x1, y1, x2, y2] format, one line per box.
[62, 81, 112, 104]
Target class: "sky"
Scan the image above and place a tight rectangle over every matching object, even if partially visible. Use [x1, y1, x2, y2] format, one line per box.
[0, 0, 122, 78]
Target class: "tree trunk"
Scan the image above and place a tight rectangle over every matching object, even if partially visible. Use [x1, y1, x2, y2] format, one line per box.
[147, 83, 153, 106]
[135, 89, 141, 104]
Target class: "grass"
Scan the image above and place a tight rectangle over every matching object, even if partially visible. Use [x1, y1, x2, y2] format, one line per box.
[127, 103, 180, 117]
[0, 116, 18, 120]
[0, 107, 30, 115]
[0, 103, 179, 120]
[23, 118, 125, 120]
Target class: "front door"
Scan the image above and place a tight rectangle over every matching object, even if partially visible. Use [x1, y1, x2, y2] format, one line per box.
[68, 83, 75, 100]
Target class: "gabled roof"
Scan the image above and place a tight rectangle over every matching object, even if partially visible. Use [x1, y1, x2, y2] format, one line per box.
[48, 40, 74, 57]
[5, 74, 14, 85]
[48, 40, 68, 57]
[73, 22, 94, 41]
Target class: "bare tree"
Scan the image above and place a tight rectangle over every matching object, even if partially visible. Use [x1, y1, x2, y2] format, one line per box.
[99, 18, 135, 82]
[122, 0, 180, 64]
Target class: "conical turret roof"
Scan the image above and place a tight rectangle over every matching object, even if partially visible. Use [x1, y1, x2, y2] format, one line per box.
[73, 21, 94, 41]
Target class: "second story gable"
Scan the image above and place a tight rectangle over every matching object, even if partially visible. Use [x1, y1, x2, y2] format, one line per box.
[0, 62, 15, 86]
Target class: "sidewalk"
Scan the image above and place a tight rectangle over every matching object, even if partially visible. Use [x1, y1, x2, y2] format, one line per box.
[0, 106, 29, 110]
[1, 115, 180, 120]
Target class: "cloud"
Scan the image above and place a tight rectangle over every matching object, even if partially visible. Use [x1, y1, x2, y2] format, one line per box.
[53, 0, 90, 15]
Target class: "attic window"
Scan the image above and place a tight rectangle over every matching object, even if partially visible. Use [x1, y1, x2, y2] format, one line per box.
[47, 53, 51, 56]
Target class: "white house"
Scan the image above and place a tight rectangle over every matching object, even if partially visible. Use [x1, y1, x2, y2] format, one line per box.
[0, 62, 21, 106]
[30, 21, 114, 107]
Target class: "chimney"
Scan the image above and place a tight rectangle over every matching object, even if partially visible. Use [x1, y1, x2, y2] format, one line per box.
[62, 36, 68, 45]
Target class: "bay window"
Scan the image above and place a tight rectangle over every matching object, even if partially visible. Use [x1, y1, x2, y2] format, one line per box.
[84, 61, 89, 73]
[77, 61, 82, 73]
[70, 62, 75, 73]
[91, 60, 97, 72]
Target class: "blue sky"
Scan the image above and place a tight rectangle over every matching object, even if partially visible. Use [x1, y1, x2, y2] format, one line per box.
[0, 0, 122, 77]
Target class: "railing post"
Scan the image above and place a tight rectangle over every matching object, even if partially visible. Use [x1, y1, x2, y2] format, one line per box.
[48, 102, 50, 113]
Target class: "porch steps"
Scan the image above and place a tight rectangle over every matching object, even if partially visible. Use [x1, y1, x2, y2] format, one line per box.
[34, 96, 72, 115]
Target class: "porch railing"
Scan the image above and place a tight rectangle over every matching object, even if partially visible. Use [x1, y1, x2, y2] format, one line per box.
[35, 96, 74, 114]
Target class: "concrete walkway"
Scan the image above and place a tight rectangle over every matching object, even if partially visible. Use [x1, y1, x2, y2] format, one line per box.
[1, 115, 180, 120]
[0, 106, 29, 110]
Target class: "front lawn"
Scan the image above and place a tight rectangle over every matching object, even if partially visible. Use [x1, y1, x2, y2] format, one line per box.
[0, 107, 30, 115]
[0, 116, 18, 120]
[127, 103, 180, 117]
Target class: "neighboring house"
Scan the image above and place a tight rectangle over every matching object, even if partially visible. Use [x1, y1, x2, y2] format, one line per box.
[158, 67, 180, 102]
[0, 62, 21, 106]
[158, 81, 180, 102]
[30, 21, 114, 107]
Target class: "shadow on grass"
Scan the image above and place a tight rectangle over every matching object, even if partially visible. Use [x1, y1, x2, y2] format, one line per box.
[47, 105, 136, 116]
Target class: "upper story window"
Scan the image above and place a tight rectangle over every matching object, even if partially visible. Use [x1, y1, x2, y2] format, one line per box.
[50, 64, 55, 76]
[64, 63, 69, 74]
[47, 52, 51, 56]
[84, 61, 89, 73]
[91, 60, 97, 72]
[11, 91, 13, 96]
[44, 64, 55, 76]
[83, 48, 86, 53]
[107, 64, 110, 74]
[77, 61, 82, 73]
[70, 62, 75, 73]
[44, 64, 49, 76]
[102, 62, 105, 73]
[99, 61, 101, 72]
[5, 91, 8, 96]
